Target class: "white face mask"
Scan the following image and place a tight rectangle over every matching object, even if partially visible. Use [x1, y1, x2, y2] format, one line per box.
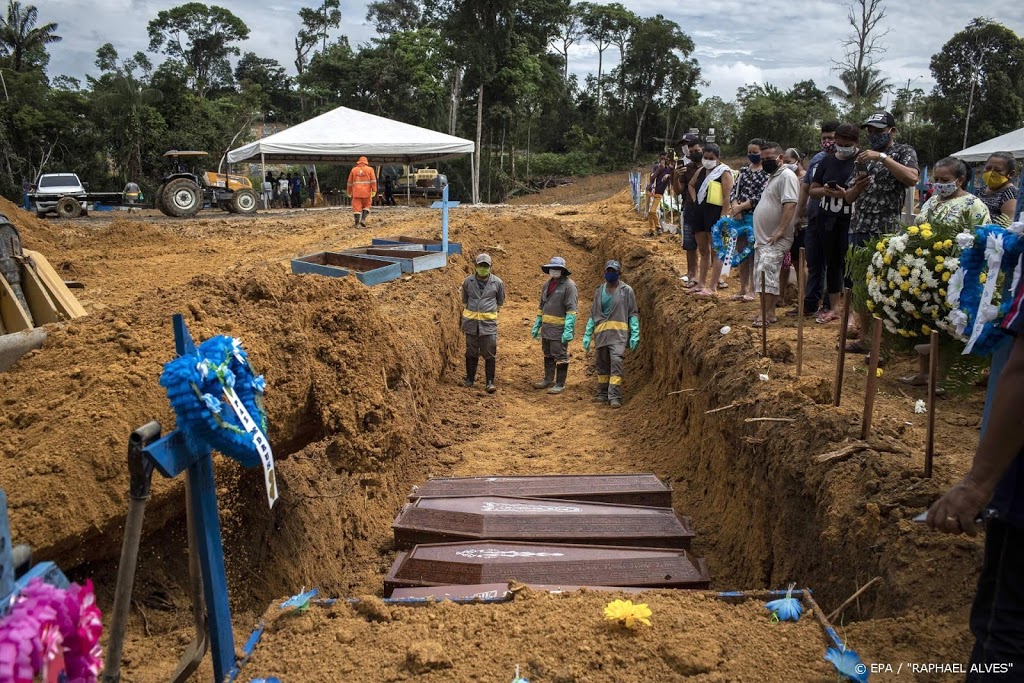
[702, 159, 718, 170]
[933, 181, 958, 198]
[549, 269, 562, 279]
[836, 145, 858, 159]
[785, 163, 798, 172]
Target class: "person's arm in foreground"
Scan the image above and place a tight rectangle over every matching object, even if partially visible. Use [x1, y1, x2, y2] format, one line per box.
[928, 334, 1024, 535]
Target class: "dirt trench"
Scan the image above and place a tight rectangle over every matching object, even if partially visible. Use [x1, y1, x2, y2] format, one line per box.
[1, 189, 984, 680]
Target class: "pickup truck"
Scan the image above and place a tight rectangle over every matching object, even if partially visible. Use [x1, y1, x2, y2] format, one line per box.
[30, 173, 125, 219]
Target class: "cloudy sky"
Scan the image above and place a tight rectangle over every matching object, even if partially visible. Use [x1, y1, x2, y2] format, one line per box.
[46, 0, 1024, 105]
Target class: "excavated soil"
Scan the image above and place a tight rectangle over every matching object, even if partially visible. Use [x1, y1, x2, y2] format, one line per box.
[0, 182, 991, 682]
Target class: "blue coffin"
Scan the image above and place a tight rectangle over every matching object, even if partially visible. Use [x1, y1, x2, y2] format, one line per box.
[341, 247, 447, 274]
[371, 235, 462, 255]
[291, 251, 403, 286]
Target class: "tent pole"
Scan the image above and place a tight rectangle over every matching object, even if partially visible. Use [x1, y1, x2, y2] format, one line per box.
[260, 153, 267, 210]
[312, 165, 320, 207]
[406, 161, 411, 206]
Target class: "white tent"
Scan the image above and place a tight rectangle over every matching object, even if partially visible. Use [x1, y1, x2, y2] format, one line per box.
[953, 127, 1024, 163]
[227, 106, 475, 165]
[228, 107, 477, 206]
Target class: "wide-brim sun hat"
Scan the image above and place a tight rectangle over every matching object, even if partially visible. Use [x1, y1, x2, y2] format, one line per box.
[541, 256, 571, 276]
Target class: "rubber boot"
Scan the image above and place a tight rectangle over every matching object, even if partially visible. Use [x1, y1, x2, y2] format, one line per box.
[534, 358, 555, 389]
[463, 356, 478, 388]
[609, 397, 622, 409]
[547, 363, 568, 394]
[484, 358, 496, 393]
[353, 213, 361, 228]
[360, 209, 369, 227]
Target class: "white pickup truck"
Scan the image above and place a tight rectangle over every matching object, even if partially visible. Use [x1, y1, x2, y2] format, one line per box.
[30, 173, 127, 219]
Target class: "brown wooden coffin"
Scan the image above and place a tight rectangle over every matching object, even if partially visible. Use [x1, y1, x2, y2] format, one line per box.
[409, 474, 673, 508]
[392, 496, 694, 550]
[383, 540, 710, 596]
[388, 583, 647, 600]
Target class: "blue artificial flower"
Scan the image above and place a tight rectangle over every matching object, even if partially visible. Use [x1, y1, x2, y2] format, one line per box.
[252, 375, 266, 393]
[201, 393, 223, 414]
[280, 588, 318, 610]
[223, 367, 236, 389]
[765, 596, 803, 622]
[824, 647, 869, 682]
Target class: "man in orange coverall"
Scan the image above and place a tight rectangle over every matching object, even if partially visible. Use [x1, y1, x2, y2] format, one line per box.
[347, 156, 377, 228]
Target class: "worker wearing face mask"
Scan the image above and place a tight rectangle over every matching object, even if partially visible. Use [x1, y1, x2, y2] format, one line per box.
[531, 256, 579, 394]
[462, 253, 506, 393]
[582, 260, 640, 409]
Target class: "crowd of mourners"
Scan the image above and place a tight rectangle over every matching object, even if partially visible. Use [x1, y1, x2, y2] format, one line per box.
[646, 111, 1019, 339]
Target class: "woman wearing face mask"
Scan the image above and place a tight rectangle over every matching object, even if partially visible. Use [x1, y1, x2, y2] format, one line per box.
[808, 123, 861, 324]
[687, 143, 733, 297]
[916, 157, 990, 228]
[974, 151, 1018, 227]
[722, 139, 768, 301]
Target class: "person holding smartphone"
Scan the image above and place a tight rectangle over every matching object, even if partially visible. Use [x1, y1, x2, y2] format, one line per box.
[807, 123, 861, 324]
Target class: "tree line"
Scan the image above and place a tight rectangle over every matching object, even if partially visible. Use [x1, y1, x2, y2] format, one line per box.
[0, 0, 1021, 203]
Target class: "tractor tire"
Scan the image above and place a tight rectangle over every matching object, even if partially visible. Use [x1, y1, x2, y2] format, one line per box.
[230, 188, 258, 215]
[55, 197, 83, 219]
[161, 178, 202, 218]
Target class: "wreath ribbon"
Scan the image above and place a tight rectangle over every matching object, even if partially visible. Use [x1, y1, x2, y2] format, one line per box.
[711, 216, 755, 275]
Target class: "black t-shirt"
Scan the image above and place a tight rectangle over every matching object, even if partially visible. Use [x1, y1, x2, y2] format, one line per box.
[812, 154, 856, 219]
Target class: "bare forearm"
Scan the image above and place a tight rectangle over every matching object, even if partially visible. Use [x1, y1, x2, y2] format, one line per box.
[886, 159, 918, 187]
[968, 335, 1024, 494]
[778, 203, 796, 230]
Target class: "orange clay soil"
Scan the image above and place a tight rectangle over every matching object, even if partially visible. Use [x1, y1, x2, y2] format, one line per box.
[0, 182, 988, 682]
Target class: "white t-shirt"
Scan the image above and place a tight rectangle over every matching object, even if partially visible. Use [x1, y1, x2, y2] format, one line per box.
[753, 168, 800, 247]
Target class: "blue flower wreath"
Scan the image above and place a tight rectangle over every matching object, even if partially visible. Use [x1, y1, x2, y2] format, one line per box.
[160, 335, 268, 468]
[953, 224, 1024, 357]
[711, 216, 755, 267]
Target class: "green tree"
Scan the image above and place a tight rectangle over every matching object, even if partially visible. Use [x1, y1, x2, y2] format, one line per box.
[550, 3, 583, 80]
[366, 0, 422, 35]
[929, 18, 1024, 153]
[294, 0, 341, 74]
[578, 2, 613, 108]
[235, 52, 292, 117]
[735, 82, 823, 153]
[826, 67, 890, 120]
[0, 0, 60, 73]
[617, 15, 697, 160]
[147, 3, 250, 96]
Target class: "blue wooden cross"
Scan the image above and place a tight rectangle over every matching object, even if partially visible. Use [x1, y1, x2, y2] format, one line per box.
[430, 184, 460, 255]
[142, 314, 236, 682]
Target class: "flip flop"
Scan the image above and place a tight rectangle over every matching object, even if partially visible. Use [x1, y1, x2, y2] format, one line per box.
[717, 281, 729, 289]
[815, 311, 840, 324]
[742, 294, 756, 302]
[751, 319, 776, 328]
[695, 289, 717, 297]
[729, 294, 746, 301]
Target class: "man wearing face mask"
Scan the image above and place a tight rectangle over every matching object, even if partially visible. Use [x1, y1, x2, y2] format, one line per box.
[794, 121, 840, 316]
[582, 260, 640, 409]
[673, 134, 703, 284]
[462, 253, 507, 393]
[532, 256, 579, 394]
[844, 111, 919, 353]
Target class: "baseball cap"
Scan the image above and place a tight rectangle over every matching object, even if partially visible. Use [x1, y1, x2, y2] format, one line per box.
[680, 133, 700, 146]
[476, 253, 492, 266]
[835, 122, 861, 140]
[863, 111, 895, 129]
[604, 260, 621, 272]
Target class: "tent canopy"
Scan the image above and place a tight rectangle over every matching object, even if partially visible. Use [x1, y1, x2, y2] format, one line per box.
[227, 106, 475, 165]
[953, 127, 1024, 163]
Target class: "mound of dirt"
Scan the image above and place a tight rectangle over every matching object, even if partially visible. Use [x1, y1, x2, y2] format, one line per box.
[0, 197, 61, 251]
[245, 589, 836, 682]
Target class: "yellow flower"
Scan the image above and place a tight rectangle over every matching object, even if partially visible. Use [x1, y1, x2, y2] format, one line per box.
[919, 223, 932, 232]
[883, 254, 892, 265]
[913, 311, 922, 319]
[942, 271, 951, 282]
[934, 241, 944, 251]
[935, 263, 944, 272]
[900, 281, 910, 292]
[876, 368, 884, 377]
[936, 256, 945, 263]
[912, 287, 921, 296]
[867, 301, 875, 311]
[980, 273, 988, 284]
[921, 230, 934, 240]
[888, 281, 896, 290]
[604, 600, 652, 628]
[907, 226, 920, 235]
[915, 248, 924, 256]
[939, 288, 946, 297]
[899, 266, 910, 277]
[922, 324, 932, 334]
[944, 239, 953, 249]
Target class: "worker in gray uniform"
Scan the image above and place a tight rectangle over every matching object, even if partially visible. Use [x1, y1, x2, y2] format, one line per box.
[461, 252, 506, 393]
[531, 256, 579, 394]
[582, 260, 640, 408]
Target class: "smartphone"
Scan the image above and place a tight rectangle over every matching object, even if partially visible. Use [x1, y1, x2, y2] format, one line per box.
[855, 160, 868, 176]
[826, 181, 839, 189]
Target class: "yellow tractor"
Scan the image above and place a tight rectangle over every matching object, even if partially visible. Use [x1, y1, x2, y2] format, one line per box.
[155, 151, 259, 218]
[0, 216, 86, 371]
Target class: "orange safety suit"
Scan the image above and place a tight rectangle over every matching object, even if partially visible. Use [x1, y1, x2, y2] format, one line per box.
[347, 157, 377, 214]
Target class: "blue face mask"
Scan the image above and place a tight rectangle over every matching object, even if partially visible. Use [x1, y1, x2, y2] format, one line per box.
[748, 154, 761, 164]
[605, 272, 620, 283]
[869, 132, 891, 151]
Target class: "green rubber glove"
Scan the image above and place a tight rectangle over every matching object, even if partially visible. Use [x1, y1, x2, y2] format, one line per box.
[561, 313, 577, 344]
[628, 316, 640, 351]
[531, 315, 542, 339]
[582, 318, 595, 352]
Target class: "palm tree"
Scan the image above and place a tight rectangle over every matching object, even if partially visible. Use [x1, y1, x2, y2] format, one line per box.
[0, 1, 61, 72]
[827, 67, 891, 112]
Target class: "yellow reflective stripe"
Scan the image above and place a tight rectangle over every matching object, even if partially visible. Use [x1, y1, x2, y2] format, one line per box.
[463, 309, 498, 321]
[536, 309, 543, 316]
[541, 315, 566, 324]
[566, 310, 577, 315]
[595, 321, 629, 334]
[597, 375, 610, 383]
[608, 376, 623, 385]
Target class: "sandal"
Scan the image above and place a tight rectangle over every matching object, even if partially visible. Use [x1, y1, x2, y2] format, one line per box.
[694, 289, 717, 297]
[815, 311, 840, 324]
[729, 294, 746, 301]
[751, 319, 776, 328]
[717, 281, 729, 289]
[742, 294, 756, 302]
[683, 280, 700, 289]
